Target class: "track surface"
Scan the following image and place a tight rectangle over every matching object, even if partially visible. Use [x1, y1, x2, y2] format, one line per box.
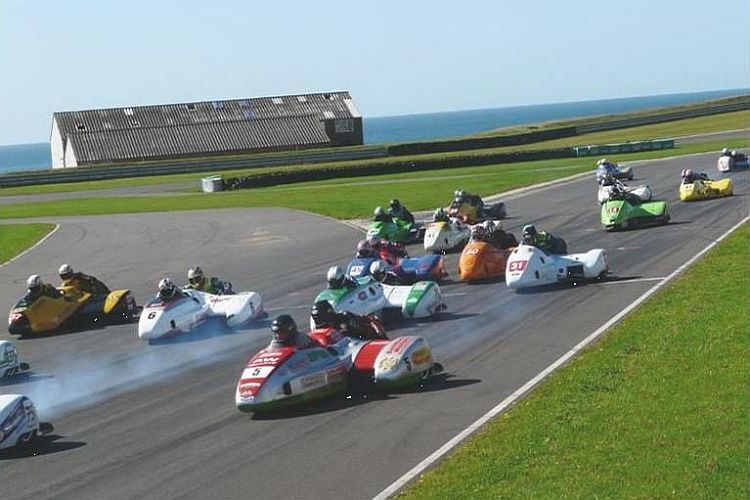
[0, 152, 747, 500]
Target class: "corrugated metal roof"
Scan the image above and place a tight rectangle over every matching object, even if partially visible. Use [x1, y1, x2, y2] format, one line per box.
[54, 91, 356, 135]
[54, 91, 360, 164]
[69, 116, 331, 163]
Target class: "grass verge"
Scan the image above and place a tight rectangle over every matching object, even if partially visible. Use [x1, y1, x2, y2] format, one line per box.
[0, 223, 56, 263]
[0, 110, 746, 197]
[0, 139, 745, 220]
[399, 223, 749, 499]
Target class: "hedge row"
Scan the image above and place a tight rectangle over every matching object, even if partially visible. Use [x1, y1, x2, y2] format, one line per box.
[386, 127, 578, 156]
[223, 148, 574, 190]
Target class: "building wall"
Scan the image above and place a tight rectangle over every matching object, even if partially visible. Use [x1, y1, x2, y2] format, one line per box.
[50, 118, 66, 169]
[64, 139, 78, 168]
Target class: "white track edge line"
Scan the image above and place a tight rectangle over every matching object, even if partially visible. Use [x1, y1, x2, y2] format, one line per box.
[373, 215, 749, 500]
[0, 223, 60, 268]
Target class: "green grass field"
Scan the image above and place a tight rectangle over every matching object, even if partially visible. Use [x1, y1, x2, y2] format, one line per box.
[0, 109, 746, 197]
[0, 223, 56, 263]
[0, 138, 746, 220]
[399, 223, 749, 499]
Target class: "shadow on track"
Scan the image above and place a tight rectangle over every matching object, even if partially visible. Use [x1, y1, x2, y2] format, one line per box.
[0, 435, 86, 460]
[249, 374, 480, 420]
[147, 317, 270, 345]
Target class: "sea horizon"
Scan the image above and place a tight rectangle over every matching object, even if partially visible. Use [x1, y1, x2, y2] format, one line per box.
[1, 87, 747, 174]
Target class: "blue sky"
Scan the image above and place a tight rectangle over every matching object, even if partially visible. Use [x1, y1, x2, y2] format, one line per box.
[1, 0, 747, 144]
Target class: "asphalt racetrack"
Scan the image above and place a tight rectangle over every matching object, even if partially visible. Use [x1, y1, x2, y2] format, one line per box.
[0, 152, 747, 500]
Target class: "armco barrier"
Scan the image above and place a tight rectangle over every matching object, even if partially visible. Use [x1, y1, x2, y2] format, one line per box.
[0, 146, 389, 188]
[222, 148, 575, 190]
[574, 139, 675, 157]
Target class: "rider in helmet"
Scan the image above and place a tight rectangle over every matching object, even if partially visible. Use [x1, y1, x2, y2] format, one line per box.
[680, 168, 709, 184]
[387, 198, 415, 224]
[355, 240, 376, 258]
[522, 224, 567, 254]
[433, 208, 450, 222]
[58, 264, 109, 296]
[157, 277, 186, 302]
[310, 300, 383, 340]
[721, 147, 731, 157]
[326, 266, 357, 290]
[368, 235, 409, 262]
[596, 158, 618, 178]
[268, 315, 314, 350]
[24, 274, 62, 303]
[186, 266, 232, 294]
[372, 206, 391, 223]
[470, 224, 487, 242]
[483, 220, 517, 249]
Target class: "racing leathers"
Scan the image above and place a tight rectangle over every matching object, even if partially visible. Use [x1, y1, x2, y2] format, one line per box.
[186, 276, 231, 295]
[524, 232, 567, 255]
[61, 272, 110, 296]
[372, 240, 409, 264]
[387, 205, 415, 224]
[24, 283, 62, 304]
[267, 333, 315, 351]
[313, 312, 384, 340]
[487, 228, 518, 249]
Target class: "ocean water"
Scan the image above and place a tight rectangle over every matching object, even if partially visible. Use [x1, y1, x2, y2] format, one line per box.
[1, 88, 745, 174]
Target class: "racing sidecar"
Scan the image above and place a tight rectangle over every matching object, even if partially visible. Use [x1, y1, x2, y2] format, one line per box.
[235, 327, 441, 413]
[138, 288, 264, 340]
[313, 276, 445, 326]
[679, 178, 734, 201]
[8, 284, 137, 336]
[346, 254, 446, 284]
[423, 220, 471, 253]
[505, 244, 608, 289]
[367, 218, 422, 244]
[717, 153, 749, 172]
[0, 395, 53, 451]
[597, 162, 634, 181]
[0, 341, 31, 380]
[597, 183, 652, 205]
[458, 241, 512, 282]
[600, 199, 669, 231]
[448, 200, 506, 224]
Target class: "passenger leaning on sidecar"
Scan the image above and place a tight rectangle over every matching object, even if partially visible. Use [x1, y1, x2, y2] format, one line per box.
[522, 224, 567, 254]
[59, 264, 110, 296]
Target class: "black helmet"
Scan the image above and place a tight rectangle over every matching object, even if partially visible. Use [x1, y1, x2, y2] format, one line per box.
[271, 314, 298, 345]
[389, 198, 401, 210]
[356, 239, 374, 258]
[310, 300, 335, 327]
[522, 224, 537, 244]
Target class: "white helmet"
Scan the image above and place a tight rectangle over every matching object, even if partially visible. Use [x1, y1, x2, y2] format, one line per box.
[187, 266, 204, 285]
[731, 150, 737, 156]
[26, 274, 41, 289]
[58, 263, 73, 279]
[369, 260, 388, 282]
[597, 158, 608, 166]
[327, 266, 345, 288]
[722, 148, 729, 154]
[158, 277, 177, 300]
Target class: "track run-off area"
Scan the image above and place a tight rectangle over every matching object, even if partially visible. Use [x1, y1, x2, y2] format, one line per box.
[0, 151, 747, 500]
